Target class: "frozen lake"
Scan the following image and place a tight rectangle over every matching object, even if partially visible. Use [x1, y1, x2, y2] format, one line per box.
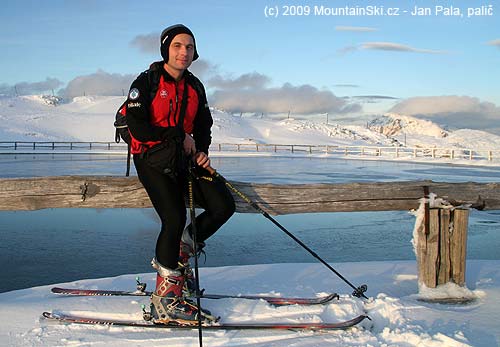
[1, 154, 499, 293]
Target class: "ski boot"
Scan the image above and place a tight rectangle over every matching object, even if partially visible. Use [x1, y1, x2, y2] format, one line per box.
[150, 258, 217, 325]
[179, 226, 205, 296]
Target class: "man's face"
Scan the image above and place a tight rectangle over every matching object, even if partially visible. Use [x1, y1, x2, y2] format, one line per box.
[167, 33, 195, 71]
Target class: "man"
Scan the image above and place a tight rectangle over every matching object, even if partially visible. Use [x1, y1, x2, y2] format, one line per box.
[126, 24, 235, 325]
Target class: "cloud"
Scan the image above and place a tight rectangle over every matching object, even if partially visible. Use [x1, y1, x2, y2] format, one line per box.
[335, 26, 378, 32]
[333, 84, 360, 88]
[487, 39, 500, 48]
[59, 70, 135, 99]
[43, 57, 361, 115]
[340, 42, 447, 55]
[189, 59, 216, 78]
[54, 59, 215, 100]
[349, 95, 399, 105]
[180, 61, 361, 115]
[208, 72, 272, 90]
[211, 81, 361, 115]
[352, 95, 398, 100]
[337, 45, 359, 55]
[130, 32, 158, 54]
[0, 78, 63, 96]
[390, 96, 500, 133]
[360, 42, 447, 54]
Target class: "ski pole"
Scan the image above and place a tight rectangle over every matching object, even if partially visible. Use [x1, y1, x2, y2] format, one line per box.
[206, 166, 369, 300]
[188, 164, 203, 347]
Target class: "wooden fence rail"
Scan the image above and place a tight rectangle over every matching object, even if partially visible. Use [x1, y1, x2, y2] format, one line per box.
[0, 176, 499, 213]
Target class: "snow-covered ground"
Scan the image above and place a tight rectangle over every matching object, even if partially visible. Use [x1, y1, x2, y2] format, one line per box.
[1, 95, 500, 346]
[1, 261, 499, 347]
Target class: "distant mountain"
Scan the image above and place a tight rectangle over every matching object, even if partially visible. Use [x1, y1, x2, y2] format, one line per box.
[367, 113, 500, 149]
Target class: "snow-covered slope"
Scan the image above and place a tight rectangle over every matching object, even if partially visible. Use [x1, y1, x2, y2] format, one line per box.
[1, 95, 500, 151]
[0, 95, 123, 141]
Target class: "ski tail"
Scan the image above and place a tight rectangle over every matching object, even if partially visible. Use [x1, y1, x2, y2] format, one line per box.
[51, 287, 150, 296]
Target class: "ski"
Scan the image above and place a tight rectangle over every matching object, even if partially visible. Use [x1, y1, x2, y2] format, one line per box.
[42, 311, 369, 331]
[50, 287, 340, 306]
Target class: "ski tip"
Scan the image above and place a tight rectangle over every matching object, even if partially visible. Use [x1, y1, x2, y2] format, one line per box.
[322, 293, 340, 303]
[346, 314, 370, 327]
[42, 311, 54, 319]
[51, 287, 74, 294]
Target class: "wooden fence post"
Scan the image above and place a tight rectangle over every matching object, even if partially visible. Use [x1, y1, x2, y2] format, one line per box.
[416, 207, 468, 289]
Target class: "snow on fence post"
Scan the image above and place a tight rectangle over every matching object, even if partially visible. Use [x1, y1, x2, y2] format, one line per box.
[415, 203, 471, 302]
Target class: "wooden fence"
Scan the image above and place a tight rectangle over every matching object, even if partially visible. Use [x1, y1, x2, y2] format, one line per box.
[1, 176, 499, 213]
[1, 141, 499, 162]
[1, 176, 499, 299]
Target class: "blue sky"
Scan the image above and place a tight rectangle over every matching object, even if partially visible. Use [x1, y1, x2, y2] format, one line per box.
[0, 0, 499, 129]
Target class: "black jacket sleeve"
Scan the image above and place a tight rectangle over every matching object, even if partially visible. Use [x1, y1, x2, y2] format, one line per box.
[126, 72, 183, 143]
[190, 76, 213, 154]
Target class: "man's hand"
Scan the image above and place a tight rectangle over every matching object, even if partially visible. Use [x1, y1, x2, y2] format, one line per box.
[183, 133, 196, 156]
[194, 151, 210, 169]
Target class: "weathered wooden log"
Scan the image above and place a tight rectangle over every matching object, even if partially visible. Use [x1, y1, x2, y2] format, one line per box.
[0, 176, 499, 213]
[416, 208, 468, 288]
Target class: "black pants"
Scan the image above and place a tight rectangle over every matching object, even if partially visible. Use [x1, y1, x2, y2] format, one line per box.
[134, 155, 235, 269]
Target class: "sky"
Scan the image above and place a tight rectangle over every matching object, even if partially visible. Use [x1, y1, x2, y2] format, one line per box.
[0, 0, 499, 132]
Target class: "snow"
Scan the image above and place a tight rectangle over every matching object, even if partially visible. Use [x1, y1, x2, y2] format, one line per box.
[1, 261, 498, 346]
[1, 95, 500, 346]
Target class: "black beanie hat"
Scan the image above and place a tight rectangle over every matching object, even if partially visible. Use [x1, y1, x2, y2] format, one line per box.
[160, 24, 199, 63]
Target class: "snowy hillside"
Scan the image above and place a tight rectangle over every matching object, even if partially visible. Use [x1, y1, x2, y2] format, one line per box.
[0, 95, 124, 141]
[1, 95, 500, 152]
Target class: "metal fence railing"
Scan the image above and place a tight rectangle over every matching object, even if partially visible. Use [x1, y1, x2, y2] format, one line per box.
[210, 143, 500, 162]
[0, 141, 126, 151]
[1, 141, 499, 162]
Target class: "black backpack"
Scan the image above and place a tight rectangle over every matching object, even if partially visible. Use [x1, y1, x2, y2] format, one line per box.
[114, 63, 162, 176]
